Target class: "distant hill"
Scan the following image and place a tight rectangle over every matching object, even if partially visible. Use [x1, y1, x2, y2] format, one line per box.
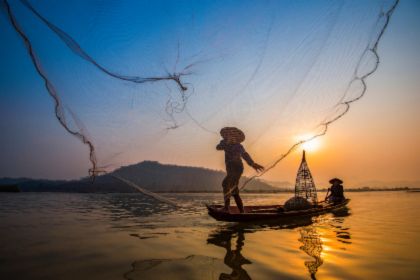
[351, 180, 420, 189]
[0, 161, 279, 193]
[0, 177, 68, 192]
[4, 162, 417, 193]
[260, 179, 294, 190]
[112, 161, 279, 192]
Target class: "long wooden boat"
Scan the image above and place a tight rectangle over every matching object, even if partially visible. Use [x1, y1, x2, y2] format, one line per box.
[207, 199, 350, 222]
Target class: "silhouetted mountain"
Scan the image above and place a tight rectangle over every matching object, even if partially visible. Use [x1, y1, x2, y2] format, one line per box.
[351, 180, 420, 189]
[112, 161, 278, 192]
[260, 179, 294, 190]
[0, 177, 67, 192]
[0, 161, 278, 193]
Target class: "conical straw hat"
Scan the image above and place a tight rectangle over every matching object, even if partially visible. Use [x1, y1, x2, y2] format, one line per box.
[329, 178, 343, 184]
[220, 127, 245, 144]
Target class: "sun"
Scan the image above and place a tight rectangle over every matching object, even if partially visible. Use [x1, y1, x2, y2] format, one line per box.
[296, 134, 322, 152]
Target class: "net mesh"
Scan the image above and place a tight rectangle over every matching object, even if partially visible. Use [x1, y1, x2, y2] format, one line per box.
[1, 0, 399, 184]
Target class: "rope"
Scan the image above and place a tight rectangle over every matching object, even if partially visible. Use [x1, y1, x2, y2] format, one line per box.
[111, 174, 179, 208]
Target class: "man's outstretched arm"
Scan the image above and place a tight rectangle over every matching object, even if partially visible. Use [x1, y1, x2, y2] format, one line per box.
[216, 140, 226, 150]
[240, 146, 264, 172]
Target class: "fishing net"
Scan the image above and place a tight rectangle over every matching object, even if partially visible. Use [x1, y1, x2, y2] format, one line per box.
[2, 0, 399, 184]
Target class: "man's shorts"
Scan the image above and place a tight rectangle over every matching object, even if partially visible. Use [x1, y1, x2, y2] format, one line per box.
[222, 162, 244, 197]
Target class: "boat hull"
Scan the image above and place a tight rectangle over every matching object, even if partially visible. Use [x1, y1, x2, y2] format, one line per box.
[207, 199, 350, 222]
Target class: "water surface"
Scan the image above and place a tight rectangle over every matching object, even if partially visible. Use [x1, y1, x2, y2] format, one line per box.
[0, 192, 419, 279]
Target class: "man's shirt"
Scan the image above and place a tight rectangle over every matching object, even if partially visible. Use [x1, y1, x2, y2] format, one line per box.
[216, 140, 255, 166]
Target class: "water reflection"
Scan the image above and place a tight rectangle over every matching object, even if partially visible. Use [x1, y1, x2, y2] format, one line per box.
[120, 197, 351, 280]
[298, 207, 351, 279]
[330, 207, 352, 245]
[298, 226, 323, 279]
[207, 227, 251, 280]
[124, 255, 226, 280]
[206, 208, 351, 280]
[205, 217, 313, 280]
[94, 193, 175, 218]
[3, 193, 419, 279]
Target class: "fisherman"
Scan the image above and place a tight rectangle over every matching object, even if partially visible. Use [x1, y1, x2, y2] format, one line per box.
[217, 127, 264, 213]
[325, 178, 345, 204]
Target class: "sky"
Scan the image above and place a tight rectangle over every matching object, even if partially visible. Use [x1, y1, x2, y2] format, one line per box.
[0, 0, 419, 187]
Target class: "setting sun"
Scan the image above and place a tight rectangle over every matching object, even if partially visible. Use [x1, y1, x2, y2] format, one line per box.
[297, 135, 322, 152]
[0, 1, 419, 280]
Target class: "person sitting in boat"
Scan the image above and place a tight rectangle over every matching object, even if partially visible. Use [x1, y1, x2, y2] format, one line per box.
[217, 127, 264, 213]
[326, 178, 345, 204]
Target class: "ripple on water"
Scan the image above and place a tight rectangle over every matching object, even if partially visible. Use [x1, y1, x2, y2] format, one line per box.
[124, 255, 227, 280]
[0, 192, 419, 280]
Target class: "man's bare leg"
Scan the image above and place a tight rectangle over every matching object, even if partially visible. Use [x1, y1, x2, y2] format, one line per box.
[223, 195, 230, 212]
[233, 194, 244, 213]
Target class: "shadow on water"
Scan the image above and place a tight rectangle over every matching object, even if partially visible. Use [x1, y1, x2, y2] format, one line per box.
[123, 207, 351, 280]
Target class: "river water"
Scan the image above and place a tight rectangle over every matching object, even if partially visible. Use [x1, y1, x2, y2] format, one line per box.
[0, 191, 419, 279]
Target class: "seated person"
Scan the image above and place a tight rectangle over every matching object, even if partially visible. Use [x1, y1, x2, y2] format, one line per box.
[326, 178, 345, 204]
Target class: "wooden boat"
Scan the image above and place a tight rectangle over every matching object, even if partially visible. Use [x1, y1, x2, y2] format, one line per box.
[207, 199, 350, 222]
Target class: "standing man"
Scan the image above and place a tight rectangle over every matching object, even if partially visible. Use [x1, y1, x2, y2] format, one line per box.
[217, 127, 264, 213]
